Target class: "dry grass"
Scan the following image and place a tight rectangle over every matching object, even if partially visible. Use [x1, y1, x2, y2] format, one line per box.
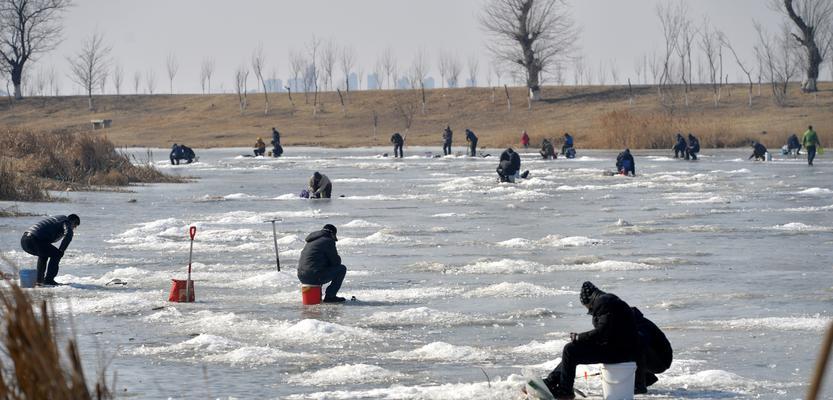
[0, 82, 829, 151]
[0, 206, 41, 218]
[0, 256, 112, 399]
[0, 128, 183, 201]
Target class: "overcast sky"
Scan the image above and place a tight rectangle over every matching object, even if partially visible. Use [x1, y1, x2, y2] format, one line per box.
[38, 0, 797, 95]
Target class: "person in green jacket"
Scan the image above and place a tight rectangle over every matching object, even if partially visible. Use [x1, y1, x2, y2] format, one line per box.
[802, 125, 821, 166]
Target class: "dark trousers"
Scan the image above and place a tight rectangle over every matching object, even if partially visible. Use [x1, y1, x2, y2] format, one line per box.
[807, 146, 816, 165]
[20, 234, 62, 283]
[562, 144, 572, 155]
[170, 156, 179, 165]
[299, 264, 347, 298]
[674, 146, 684, 158]
[686, 149, 697, 160]
[469, 140, 477, 156]
[393, 143, 403, 158]
[443, 142, 451, 155]
[312, 183, 332, 198]
[548, 341, 631, 391]
[254, 148, 265, 156]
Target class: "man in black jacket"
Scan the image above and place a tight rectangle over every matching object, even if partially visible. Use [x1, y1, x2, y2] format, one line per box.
[20, 214, 80, 286]
[633, 307, 673, 394]
[543, 281, 639, 399]
[616, 149, 635, 176]
[442, 125, 453, 155]
[685, 134, 700, 160]
[673, 133, 687, 158]
[297, 224, 347, 303]
[749, 141, 768, 161]
[497, 148, 522, 182]
[271, 127, 284, 157]
[390, 132, 404, 158]
[465, 129, 478, 157]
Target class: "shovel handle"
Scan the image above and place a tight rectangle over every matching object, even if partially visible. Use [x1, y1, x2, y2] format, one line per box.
[189, 226, 197, 240]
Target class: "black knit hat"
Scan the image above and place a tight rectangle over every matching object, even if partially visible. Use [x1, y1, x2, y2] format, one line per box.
[579, 281, 599, 306]
[322, 224, 338, 241]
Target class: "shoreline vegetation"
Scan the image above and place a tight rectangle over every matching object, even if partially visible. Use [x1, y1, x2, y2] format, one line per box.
[0, 83, 829, 151]
[0, 128, 182, 202]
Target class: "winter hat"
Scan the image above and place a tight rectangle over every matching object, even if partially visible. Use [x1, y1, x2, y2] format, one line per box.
[322, 224, 338, 241]
[579, 281, 599, 306]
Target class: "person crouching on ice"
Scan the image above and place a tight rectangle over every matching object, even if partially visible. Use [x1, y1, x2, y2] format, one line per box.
[308, 171, 332, 199]
[540, 281, 639, 399]
[297, 224, 347, 303]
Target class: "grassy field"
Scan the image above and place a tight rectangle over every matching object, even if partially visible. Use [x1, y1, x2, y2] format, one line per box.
[0, 82, 830, 150]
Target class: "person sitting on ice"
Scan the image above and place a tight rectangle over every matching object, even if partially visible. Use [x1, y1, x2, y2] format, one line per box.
[685, 133, 700, 160]
[308, 171, 332, 199]
[540, 139, 556, 160]
[497, 148, 523, 182]
[672, 133, 687, 158]
[616, 148, 636, 176]
[562, 132, 574, 156]
[297, 224, 347, 303]
[786, 134, 801, 156]
[253, 137, 266, 156]
[540, 282, 639, 399]
[749, 141, 768, 161]
[632, 307, 673, 394]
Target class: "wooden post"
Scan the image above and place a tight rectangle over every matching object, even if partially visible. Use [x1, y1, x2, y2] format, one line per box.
[807, 322, 833, 400]
[504, 84, 511, 112]
[336, 88, 346, 114]
[628, 78, 634, 105]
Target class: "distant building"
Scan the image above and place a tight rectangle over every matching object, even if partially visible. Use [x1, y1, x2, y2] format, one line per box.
[466, 78, 477, 87]
[347, 72, 359, 91]
[423, 77, 435, 89]
[396, 76, 410, 90]
[264, 79, 284, 92]
[286, 78, 303, 93]
[367, 73, 381, 90]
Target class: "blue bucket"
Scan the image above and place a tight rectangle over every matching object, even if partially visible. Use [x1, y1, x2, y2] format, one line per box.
[18, 269, 37, 288]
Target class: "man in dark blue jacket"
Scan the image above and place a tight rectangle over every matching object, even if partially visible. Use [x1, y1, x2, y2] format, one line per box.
[465, 129, 478, 157]
[673, 134, 687, 158]
[562, 133, 574, 156]
[442, 125, 453, 155]
[685, 134, 700, 160]
[390, 132, 404, 158]
[297, 224, 347, 303]
[749, 141, 768, 161]
[20, 214, 80, 286]
[543, 282, 639, 398]
[271, 127, 284, 157]
[616, 149, 635, 176]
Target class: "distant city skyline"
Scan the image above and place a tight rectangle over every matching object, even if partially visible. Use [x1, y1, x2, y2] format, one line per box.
[22, 0, 811, 96]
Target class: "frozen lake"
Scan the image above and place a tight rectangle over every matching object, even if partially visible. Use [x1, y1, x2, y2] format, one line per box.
[1, 146, 832, 399]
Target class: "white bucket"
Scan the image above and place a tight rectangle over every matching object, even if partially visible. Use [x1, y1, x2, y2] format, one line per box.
[18, 269, 37, 288]
[601, 362, 636, 400]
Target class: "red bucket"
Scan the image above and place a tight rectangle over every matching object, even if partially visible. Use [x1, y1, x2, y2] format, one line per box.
[168, 279, 195, 302]
[301, 284, 322, 305]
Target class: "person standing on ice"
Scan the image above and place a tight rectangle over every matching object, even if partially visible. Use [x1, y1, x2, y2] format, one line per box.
[672, 133, 687, 158]
[308, 172, 332, 199]
[390, 132, 404, 158]
[540, 281, 639, 399]
[616, 149, 635, 176]
[442, 125, 453, 155]
[802, 125, 821, 166]
[521, 130, 530, 149]
[465, 129, 478, 157]
[297, 224, 347, 303]
[749, 141, 768, 161]
[685, 133, 700, 160]
[270, 127, 283, 157]
[20, 214, 80, 286]
[632, 307, 673, 394]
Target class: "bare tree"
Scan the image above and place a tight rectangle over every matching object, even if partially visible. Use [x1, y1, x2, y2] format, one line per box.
[381, 46, 396, 89]
[720, 33, 755, 107]
[633, 56, 644, 85]
[597, 59, 607, 86]
[251, 45, 270, 114]
[410, 48, 429, 112]
[771, 0, 833, 92]
[372, 59, 384, 90]
[700, 18, 723, 106]
[437, 51, 450, 88]
[656, 1, 684, 91]
[356, 64, 364, 91]
[112, 62, 123, 95]
[608, 59, 619, 85]
[467, 55, 480, 87]
[755, 22, 798, 105]
[320, 40, 337, 90]
[234, 64, 249, 114]
[675, 11, 697, 105]
[132, 70, 141, 94]
[98, 66, 108, 94]
[145, 69, 156, 94]
[339, 45, 356, 92]
[203, 57, 215, 94]
[67, 31, 110, 110]
[165, 53, 178, 94]
[0, 0, 71, 99]
[446, 53, 461, 88]
[47, 65, 59, 95]
[306, 36, 321, 107]
[572, 55, 585, 85]
[288, 50, 304, 94]
[481, 0, 577, 101]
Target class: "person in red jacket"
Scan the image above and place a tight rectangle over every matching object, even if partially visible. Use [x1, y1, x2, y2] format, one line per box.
[521, 130, 530, 149]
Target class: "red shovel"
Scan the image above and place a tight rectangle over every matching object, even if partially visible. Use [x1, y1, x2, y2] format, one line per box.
[185, 226, 196, 301]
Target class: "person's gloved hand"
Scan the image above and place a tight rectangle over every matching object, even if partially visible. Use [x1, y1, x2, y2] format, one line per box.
[570, 332, 578, 342]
